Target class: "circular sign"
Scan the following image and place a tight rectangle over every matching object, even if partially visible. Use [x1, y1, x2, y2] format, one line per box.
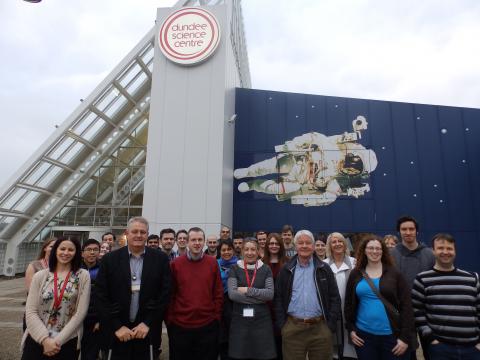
[159, 7, 221, 66]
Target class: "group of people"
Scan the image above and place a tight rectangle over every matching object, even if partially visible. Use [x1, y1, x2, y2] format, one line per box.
[20, 216, 480, 360]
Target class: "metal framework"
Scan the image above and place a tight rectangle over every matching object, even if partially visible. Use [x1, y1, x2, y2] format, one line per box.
[0, 0, 250, 275]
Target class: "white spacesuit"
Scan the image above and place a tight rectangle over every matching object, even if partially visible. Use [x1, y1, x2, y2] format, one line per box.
[234, 116, 378, 206]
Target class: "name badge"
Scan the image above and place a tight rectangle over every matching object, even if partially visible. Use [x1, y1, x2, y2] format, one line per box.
[243, 308, 254, 317]
[131, 284, 141, 292]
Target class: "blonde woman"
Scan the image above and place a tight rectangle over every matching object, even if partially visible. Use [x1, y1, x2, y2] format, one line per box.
[324, 232, 357, 359]
[383, 235, 398, 249]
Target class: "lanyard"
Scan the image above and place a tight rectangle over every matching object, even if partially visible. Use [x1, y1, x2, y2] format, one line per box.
[243, 260, 258, 288]
[53, 271, 71, 310]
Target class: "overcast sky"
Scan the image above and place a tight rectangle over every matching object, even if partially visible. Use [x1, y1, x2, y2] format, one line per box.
[1, 0, 480, 189]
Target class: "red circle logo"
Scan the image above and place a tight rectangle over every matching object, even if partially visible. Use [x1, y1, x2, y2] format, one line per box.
[159, 7, 221, 66]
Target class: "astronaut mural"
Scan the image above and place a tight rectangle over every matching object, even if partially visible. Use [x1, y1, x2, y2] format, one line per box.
[233, 116, 378, 207]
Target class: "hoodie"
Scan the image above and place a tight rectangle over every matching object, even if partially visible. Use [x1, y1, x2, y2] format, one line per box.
[390, 242, 435, 288]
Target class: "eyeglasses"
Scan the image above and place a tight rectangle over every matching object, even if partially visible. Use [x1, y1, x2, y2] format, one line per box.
[83, 248, 99, 253]
[366, 246, 382, 252]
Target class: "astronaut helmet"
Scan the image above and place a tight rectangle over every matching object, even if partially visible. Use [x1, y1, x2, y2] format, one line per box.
[340, 149, 377, 175]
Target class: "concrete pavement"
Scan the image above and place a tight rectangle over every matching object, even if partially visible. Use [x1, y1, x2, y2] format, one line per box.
[0, 276, 170, 360]
[0, 276, 24, 360]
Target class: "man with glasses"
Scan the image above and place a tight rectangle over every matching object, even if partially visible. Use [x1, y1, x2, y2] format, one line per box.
[81, 239, 101, 360]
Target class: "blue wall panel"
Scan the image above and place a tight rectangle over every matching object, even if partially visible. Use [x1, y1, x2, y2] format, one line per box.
[234, 88, 480, 272]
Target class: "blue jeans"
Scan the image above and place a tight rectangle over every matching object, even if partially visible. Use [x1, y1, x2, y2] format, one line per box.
[427, 342, 480, 360]
[354, 329, 410, 360]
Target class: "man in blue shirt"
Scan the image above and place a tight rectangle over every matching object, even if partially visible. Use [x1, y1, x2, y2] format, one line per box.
[275, 229, 341, 360]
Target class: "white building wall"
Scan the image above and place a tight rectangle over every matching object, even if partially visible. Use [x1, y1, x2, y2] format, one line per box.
[143, 4, 239, 236]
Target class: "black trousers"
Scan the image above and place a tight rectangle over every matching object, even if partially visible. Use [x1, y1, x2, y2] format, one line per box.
[22, 335, 78, 360]
[169, 320, 219, 360]
[80, 322, 101, 360]
[109, 337, 154, 360]
[106, 321, 160, 360]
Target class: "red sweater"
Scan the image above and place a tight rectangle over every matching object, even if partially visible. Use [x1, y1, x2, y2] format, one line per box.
[167, 254, 223, 328]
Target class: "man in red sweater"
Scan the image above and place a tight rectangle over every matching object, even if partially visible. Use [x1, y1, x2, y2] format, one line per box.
[167, 227, 223, 360]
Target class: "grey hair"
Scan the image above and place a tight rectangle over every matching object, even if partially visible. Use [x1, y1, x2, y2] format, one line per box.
[325, 232, 350, 258]
[127, 216, 149, 231]
[294, 230, 315, 245]
[243, 237, 259, 249]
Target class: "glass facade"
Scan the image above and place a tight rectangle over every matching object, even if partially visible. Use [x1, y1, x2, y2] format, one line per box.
[0, 35, 155, 243]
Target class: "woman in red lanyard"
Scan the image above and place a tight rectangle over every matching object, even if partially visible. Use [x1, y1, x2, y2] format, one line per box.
[227, 238, 276, 359]
[23, 238, 57, 332]
[22, 237, 91, 360]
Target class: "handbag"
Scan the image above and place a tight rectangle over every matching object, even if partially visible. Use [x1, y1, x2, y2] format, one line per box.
[360, 270, 400, 329]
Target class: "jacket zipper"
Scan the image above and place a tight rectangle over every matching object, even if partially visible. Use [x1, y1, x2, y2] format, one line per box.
[314, 266, 328, 322]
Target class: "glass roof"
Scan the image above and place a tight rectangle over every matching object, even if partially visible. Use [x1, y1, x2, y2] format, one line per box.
[0, 32, 155, 241]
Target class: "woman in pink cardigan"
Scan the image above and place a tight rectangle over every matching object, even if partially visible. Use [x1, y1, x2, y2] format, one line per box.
[22, 237, 90, 359]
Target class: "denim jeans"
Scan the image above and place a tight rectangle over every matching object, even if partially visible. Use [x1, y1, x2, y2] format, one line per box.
[427, 342, 480, 360]
[354, 329, 410, 360]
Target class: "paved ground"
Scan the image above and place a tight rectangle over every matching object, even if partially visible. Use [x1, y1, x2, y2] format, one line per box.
[1, 276, 423, 360]
[0, 276, 170, 360]
[0, 276, 24, 360]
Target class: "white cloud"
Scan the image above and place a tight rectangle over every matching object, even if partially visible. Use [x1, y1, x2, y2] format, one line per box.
[1, 0, 480, 189]
[243, 0, 480, 106]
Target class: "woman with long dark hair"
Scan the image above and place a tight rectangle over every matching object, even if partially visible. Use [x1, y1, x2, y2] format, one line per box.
[263, 232, 287, 359]
[344, 235, 415, 360]
[22, 237, 91, 360]
[263, 233, 287, 280]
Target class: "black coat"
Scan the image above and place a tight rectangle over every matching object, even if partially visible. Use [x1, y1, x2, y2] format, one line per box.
[95, 246, 171, 346]
[274, 254, 341, 333]
[344, 265, 416, 346]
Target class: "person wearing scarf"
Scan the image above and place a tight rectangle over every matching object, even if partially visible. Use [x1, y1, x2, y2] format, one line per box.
[227, 238, 276, 359]
[217, 239, 239, 359]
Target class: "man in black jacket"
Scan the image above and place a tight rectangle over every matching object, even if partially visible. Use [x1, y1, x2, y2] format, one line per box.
[275, 229, 341, 360]
[96, 217, 171, 360]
